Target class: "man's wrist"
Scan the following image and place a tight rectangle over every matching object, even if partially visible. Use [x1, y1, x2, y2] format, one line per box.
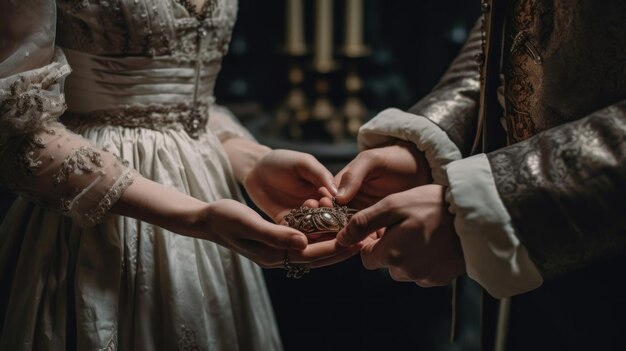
[411, 145, 433, 185]
[396, 140, 432, 185]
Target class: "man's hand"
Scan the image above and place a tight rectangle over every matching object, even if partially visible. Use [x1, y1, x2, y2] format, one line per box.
[334, 142, 431, 209]
[336, 185, 465, 287]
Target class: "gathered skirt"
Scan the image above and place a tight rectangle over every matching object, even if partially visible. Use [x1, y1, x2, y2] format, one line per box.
[0, 125, 282, 350]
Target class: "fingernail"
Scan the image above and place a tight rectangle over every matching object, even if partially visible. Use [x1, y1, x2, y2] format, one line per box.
[336, 187, 345, 197]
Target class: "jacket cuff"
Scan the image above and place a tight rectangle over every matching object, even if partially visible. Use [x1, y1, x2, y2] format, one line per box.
[446, 154, 544, 298]
[358, 108, 463, 185]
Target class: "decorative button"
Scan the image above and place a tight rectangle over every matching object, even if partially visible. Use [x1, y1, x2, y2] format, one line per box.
[481, 1, 490, 13]
[474, 53, 485, 65]
[186, 108, 203, 139]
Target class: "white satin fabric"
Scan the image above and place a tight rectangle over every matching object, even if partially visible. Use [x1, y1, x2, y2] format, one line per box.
[63, 48, 220, 113]
[0, 0, 281, 349]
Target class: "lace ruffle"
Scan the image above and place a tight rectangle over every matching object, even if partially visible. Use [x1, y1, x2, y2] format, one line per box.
[0, 49, 71, 136]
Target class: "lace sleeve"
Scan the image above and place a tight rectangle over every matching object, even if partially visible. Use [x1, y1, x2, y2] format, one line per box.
[0, 124, 137, 227]
[207, 103, 255, 143]
[0, 0, 137, 227]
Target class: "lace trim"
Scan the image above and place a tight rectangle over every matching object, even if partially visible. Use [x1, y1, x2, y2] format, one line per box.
[19, 132, 50, 175]
[98, 330, 118, 351]
[178, 325, 204, 351]
[53, 146, 104, 185]
[77, 168, 137, 228]
[1, 127, 62, 189]
[177, 0, 217, 20]
[0, 60, 71, 135]
[62, 100, 213, 137]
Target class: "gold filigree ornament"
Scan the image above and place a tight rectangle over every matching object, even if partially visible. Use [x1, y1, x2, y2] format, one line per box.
[284, 199, 357, 236]
[281, 199, 357, 279]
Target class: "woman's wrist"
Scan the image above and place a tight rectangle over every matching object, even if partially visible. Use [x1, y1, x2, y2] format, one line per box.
[111, 176, 212, 239]
[222, 138, 271, 184]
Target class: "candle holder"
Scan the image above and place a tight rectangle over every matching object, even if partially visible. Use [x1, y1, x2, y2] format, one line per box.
[311, 75, 344, 143]
[339, 44, 370, 137]
[273, 61, 310, 140]
[342, 62, 368, 137]
[273, 0, 372, 143]
[313, 58, 340, 75]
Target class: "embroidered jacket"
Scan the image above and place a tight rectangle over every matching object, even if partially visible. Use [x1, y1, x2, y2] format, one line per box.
[409, 0, 626, 280]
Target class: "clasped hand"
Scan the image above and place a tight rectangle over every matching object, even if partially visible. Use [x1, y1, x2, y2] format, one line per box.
[210, 139, 465, 284]
[210, 142, 361, 270]
[331, 142, 465, 286]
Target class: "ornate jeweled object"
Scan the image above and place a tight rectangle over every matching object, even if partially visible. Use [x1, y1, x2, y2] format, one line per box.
[283, 202, 357, 238]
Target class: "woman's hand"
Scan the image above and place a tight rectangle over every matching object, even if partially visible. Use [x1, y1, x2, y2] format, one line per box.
[243, 149, 337, 223]
[198, 199, 360, 268]
[222, 138, 336, 223]
[113, 177, 358, 269]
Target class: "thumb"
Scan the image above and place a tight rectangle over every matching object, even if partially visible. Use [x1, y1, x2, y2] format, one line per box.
[297, 155, 338, 195]
[360, 238, 386, 270]
[334, 159, 373, 205]
[336, 201, 402, 246]
[247, 219, 309, 250]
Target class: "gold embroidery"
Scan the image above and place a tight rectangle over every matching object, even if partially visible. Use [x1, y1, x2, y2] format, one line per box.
[504, 0, 541, 143]
[53, 146, 104, 185]
[62, 100, 213, 136]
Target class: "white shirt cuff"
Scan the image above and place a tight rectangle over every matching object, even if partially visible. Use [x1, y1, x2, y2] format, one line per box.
[358, 108, 463, 186]
[447, 154, 544, 298]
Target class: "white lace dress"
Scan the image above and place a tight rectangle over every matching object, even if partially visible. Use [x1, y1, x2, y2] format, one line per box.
[0, 0, 282, 349]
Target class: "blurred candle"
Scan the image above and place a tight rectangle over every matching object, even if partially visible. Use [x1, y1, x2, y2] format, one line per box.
[314, 0, 334, 72]
[286, 0, 306, 55]
[344, 0, 363, 55]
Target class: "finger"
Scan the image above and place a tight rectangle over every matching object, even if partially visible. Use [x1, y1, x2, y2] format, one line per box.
[375, 227, 386, 239]
[414, 280, 442, 288]
[302, 199, 319, 208]
[297, 156, 338, 195]
[388, 267, 413, 282]
[365, 222, 421, 280]
[360, 238, 386, 270]
[288, 239, 358, 263]
[305, 246, 361, 268]
[243, 219, 309, 250]
[361, 235, 378, 246]
[335, 164, 369, 205]
[236, 240, 286, 269]
[349, 192, 382, 211]
[336, 200, 403, 246]
[318, 196, 334, 208]
[334, 159, 372, 205]
[318, 187, 333, 199]
[333, 168, 346, 192]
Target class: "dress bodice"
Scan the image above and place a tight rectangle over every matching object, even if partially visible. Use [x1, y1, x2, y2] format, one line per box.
[57, 0, 238, 138]
[56, 0, 237, 61]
